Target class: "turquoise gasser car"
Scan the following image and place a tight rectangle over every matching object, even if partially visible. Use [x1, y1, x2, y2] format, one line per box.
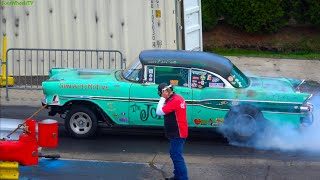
[42, 50, 313, 142]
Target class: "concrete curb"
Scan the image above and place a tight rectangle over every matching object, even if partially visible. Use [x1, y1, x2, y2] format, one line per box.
[1, 88, 43, 107]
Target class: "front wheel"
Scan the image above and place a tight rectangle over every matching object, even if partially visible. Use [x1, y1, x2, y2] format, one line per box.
[220, 104, 266, 144]
[65, 105, 98, 138]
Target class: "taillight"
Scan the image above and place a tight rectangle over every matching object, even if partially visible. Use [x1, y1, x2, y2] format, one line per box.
[300, 103, 313, 112]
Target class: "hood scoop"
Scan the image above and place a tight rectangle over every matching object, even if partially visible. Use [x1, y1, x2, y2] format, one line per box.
[77, 69, 112, 75]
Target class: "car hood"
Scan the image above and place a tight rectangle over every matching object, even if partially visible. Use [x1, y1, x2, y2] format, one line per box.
[249, 76, 304, 93]
[47, 68, 117, 82]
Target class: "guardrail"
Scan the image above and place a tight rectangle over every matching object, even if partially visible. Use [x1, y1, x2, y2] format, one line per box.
[4, 48, 124, 99]
[0, 161, 19, 179]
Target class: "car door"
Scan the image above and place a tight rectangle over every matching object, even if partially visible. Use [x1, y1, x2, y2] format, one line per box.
[191, 69, 233, 128]
[129, 82, 161, 126]
[99, 80, 132, 125]
[129, 65, 192, 126]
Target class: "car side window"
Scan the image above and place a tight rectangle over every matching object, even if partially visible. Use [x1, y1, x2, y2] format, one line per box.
[155, 66, 189, 87]
[191, 69, 225, 89]
[128, 69, 142, 82]
[124, 61, 142, 82]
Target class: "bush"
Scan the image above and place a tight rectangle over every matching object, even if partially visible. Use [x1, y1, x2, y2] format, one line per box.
[282, 0, 320, 26]
[281, 0, 301, 23]
[305, 0, 320, 26]
[221, 0, 286, 33]
[201, 0, 220, 31]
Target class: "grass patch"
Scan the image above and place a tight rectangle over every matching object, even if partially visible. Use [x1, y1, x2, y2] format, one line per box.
[211, 48, 320, 60]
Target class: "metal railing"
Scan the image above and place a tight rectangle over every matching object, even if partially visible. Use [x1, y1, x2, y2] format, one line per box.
[5, 48, 124, 99]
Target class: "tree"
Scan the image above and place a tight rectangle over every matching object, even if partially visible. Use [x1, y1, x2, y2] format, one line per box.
[202, 0, 220, 31]
[221, 0, 286, 33]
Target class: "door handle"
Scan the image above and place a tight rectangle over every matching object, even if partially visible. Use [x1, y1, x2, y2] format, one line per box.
[180, 91, 191, 94]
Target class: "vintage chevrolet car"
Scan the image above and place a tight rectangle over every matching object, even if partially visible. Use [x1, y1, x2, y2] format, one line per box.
[42, 50, 313, 142]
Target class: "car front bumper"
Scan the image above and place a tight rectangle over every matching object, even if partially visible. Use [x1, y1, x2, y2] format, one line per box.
[41, 97, 47, 106]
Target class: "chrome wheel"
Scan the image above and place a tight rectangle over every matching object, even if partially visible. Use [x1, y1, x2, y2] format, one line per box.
[70, 112, 92, 135]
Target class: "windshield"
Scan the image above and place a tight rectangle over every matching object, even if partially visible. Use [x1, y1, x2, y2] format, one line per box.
[227, 65, 249, 88]
[122, 58, 142, 82]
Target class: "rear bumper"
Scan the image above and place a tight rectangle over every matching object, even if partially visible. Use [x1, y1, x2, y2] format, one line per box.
[300, 103, 314, 126]
[41, 103, 65, 117]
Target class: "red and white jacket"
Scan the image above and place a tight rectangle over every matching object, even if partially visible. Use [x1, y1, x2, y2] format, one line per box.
[156, 93, 188, 138]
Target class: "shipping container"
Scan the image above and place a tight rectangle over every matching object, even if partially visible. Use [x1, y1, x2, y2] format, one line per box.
[0, 0, 202, 76]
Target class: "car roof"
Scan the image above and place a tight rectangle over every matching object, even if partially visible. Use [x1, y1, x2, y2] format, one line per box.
[139, 50, 233, 78]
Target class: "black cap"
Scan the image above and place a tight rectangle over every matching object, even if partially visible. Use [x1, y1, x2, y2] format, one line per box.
[157, 83, 174, 97]
[158, 83, 168, 92]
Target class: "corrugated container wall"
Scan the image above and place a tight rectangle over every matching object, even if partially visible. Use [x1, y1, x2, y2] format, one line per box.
[0, 0, 199, 75]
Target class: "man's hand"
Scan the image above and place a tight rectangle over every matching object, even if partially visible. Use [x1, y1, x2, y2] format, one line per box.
[156, 97, 166, 116]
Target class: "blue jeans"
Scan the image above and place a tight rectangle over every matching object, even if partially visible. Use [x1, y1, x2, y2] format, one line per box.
[169, 138, 188, 180]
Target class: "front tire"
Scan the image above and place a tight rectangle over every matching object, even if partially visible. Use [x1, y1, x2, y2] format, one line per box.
[220, 104, 266, 144]
[65, 105, 98, 138]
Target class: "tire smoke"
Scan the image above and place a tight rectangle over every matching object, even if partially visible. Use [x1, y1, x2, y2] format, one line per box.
[220, 93, 320, 152]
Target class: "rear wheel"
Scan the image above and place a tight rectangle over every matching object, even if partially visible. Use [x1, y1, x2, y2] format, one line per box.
[65, 105, 98, 138]
[221, 104, 266, 144]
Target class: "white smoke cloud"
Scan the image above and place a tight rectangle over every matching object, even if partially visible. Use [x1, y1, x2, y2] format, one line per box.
[221, 93, 320, 152]
[254, 94, 320, 152]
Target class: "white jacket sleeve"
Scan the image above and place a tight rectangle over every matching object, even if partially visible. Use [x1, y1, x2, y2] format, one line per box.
[156, 97, 166, 116]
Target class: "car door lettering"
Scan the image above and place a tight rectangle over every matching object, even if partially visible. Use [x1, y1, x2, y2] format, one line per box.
[130, 103, 141, 112]
[59, 83, 109, 90]
[140, 104, 161, 121]
[131, 103, 162, 121]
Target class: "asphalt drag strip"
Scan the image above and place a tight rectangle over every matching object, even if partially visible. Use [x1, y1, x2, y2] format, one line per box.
[19, 159, 163, 180]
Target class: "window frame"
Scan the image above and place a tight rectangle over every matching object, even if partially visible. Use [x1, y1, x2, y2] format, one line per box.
[191, 68, 234, 89]
[143, 66, 234, 89]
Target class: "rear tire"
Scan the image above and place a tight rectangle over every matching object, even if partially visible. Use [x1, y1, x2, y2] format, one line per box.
[65, 105, 98, 138]
[220, 104, 266, 144]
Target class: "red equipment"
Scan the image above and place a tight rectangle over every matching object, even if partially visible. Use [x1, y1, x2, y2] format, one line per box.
[38, 119, 58, 148]
[0, 120, 38, 166]
[0, 119, 59, 166]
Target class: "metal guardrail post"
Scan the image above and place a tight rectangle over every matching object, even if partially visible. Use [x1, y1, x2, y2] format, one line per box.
[2, 35, 14, 100]
[1, 35, 6, 80]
